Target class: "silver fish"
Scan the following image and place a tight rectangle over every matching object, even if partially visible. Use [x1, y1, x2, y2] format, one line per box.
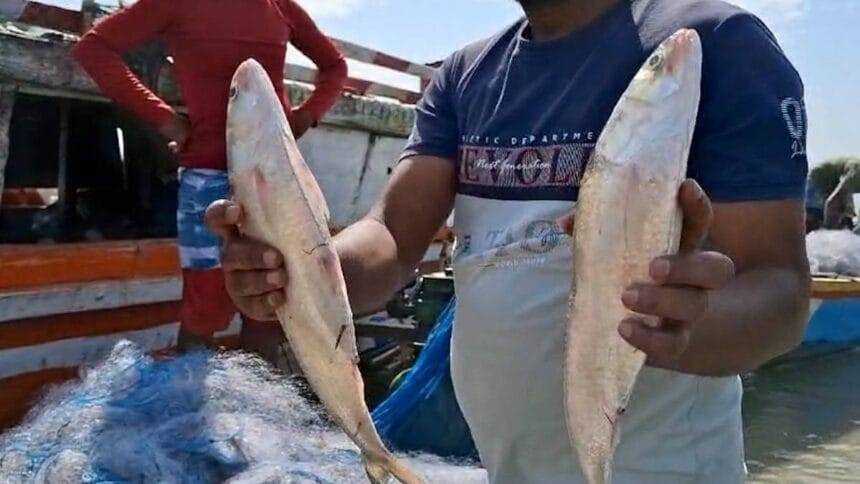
[226, 59, 423, 484]
[564, 29, 703, 484]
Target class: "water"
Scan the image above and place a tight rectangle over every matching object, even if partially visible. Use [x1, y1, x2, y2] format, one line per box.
[744, 348, 860, 483]
[0, 341, 486, 483]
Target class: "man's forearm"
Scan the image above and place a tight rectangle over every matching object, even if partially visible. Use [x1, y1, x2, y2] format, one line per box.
[333, 218, 419, 316]
[677, 266, 810, 376]
[328, 155, 456, 317]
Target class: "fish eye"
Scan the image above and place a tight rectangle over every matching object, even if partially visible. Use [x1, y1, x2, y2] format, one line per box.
[229, 86, 238, 98]
[648, 53, 664, 69]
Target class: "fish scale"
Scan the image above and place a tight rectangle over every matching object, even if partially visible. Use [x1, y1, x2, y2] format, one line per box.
[564, 29, 703, 484]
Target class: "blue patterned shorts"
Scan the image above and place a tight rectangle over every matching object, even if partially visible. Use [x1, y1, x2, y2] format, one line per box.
[177, 168, 231, 270]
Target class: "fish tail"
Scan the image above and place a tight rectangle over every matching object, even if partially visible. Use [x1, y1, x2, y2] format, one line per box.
[581, 462, 607, 484]
[363, 454, 424, 484]
[581, 457, 613, 484]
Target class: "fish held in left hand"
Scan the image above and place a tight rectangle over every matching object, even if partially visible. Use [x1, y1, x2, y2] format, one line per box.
[564, 29, 704, 484]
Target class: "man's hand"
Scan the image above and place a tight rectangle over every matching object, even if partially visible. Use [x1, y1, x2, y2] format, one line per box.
[160, 114, 190, 155]
[288, 108, 315, 140]
[618, 180, 735, 369]
[205, 200, 288, 320]
[557, 180, 736, 370]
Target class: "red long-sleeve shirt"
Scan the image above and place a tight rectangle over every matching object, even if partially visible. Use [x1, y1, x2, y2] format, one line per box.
[73, 0, 347, 170]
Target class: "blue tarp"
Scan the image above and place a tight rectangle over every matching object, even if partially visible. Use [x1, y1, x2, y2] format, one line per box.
[371, 298, 478, 460]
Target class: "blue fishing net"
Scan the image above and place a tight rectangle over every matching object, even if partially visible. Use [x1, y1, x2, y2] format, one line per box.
[372, 298, 478, 460]
[0, 340, 486, 483]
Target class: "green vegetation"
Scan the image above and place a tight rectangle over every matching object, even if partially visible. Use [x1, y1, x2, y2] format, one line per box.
[810, 157, 860, 196]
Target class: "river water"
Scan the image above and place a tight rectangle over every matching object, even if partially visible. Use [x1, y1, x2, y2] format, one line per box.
[744, 348, 860, 483]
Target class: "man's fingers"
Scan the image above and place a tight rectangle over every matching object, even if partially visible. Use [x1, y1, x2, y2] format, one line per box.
[678, 179, 713, 253]
[221, 239, 283, 271]
[622, 285, 709, 323]
[205, 200, 243, 240]
[649, 252, 735, 289]
[225, 269, 288, 297]
[236, 291, 285, 321]
[619, 317, 690, 361]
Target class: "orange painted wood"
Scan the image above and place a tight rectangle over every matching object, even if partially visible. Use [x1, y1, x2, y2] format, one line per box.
[0, 367, 78, 432]
[1, 188, 54, 208]
[811, 290, 860, 299]
[811, 277, 860, 300]
[0, 302, 181, 350]
[0, 240, 180, 291]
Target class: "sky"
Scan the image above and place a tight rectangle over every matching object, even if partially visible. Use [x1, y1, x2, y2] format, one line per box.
[294, 0, 859, 165]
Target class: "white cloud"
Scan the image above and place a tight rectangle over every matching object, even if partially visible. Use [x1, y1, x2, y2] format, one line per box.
[296, 0, 811, 26]
[294, 0, 369, 18]
[728, 0, 808, 26]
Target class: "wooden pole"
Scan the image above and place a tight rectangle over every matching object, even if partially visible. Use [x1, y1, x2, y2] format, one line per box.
[56, 99, 71, 223]
[0, 86, 15, 212]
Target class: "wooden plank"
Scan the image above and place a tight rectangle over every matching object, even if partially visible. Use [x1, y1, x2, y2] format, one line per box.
[811, 276, 860, 299]
[0, 85, 13, 211]
[0, 239, 180, 290]
[287, 63, 421, 105]
[0, 321, 179, 378]
[0, 321, 241, 432]
[0, 27, 97, 93]
[14, 84, 190, 116]
[285, 77, 415, 137]
[0, 301, 180, 350]
[56, 98, 71, 221]
[0, 314, 242, 377]
[0, 277, 181, 322]
[0, 26, 416, 137]
[0, 366, 77, 431]
[330, 37, 436, 81]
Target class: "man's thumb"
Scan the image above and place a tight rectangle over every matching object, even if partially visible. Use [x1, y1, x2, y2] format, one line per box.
[205, 200, 242, 241]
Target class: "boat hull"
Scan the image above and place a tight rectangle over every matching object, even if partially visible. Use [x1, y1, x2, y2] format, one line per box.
[0, 236, 451, 432]
[771, 277, 860, 365]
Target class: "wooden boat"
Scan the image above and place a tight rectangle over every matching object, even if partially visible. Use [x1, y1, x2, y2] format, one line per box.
[4, 15, 855, 435]
[784, 275, 860, 361]
[808, 275, 860, 343]
[0, 18, 446, 431]
[764, 275, 860, 367]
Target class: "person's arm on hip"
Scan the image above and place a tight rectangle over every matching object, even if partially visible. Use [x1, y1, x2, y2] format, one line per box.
[72, 0, 186, 151]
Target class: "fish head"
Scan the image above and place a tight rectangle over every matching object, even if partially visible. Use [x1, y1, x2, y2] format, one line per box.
[626, 29, 702, 104]
[227, 58, 292, 177]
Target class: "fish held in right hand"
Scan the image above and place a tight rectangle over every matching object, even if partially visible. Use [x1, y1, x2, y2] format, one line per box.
[225, 59, 424, 484]
[206, 199, 289, 321]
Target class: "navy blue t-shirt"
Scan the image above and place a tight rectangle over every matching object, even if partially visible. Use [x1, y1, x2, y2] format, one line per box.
[400, 2, 810, 480]
[400, 3, 810, 480]
[402, 0, 809, 203]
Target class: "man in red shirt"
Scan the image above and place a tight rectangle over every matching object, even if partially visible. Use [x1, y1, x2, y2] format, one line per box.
[74, 0, 347, 351]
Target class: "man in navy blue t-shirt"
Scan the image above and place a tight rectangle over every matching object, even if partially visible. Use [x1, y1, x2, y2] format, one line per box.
[208, 0, 811, 482]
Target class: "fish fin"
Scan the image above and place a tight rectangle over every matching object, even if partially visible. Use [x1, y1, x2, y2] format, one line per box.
[582, 461, 611, 484]
[363, 455, 425, 484]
